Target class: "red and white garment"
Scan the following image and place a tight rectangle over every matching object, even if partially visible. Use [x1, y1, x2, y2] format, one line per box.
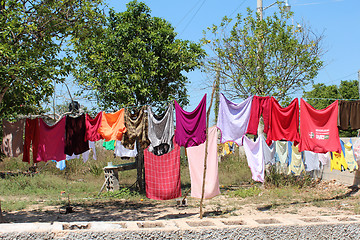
[298, 99, 341, 154]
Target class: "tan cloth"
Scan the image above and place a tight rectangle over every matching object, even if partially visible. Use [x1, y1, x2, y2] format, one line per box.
[2, 120, 25, 157]
[122, 106, 150, 150]
[98, 109, 126, 141]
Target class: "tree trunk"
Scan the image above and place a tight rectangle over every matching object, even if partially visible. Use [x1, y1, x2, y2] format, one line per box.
[0, 201, 4, 223]
[0, 86, 9, 104]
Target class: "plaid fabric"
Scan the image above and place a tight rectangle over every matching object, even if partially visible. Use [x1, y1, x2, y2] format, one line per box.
[144, 139, 181, 200]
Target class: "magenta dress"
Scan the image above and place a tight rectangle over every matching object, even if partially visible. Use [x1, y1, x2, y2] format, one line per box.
[174, 94, 206, 148]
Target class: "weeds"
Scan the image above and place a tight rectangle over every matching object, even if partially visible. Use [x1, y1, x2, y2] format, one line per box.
[230, 186, 261, 198]
[265, 165, 317, 188]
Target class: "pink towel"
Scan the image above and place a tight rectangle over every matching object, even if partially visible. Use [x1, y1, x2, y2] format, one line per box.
[187, 126, 220, 199]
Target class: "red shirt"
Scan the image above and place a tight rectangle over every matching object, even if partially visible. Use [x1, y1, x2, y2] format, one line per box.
[299, 99, 341, 153]
[247, 96, 271, 135]
[266, 98, 300, 145]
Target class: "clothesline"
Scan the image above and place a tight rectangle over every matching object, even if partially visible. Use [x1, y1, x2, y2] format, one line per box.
[305, 97, 360, 101]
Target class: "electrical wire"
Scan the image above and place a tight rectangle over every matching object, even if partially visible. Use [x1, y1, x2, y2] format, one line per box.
[179, 0, 208, 36]
[229, 0, 249, 18]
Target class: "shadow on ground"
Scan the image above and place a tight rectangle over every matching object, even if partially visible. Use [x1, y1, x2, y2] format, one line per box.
[2, 200, 180, 223]
[257, 187, 360, 212]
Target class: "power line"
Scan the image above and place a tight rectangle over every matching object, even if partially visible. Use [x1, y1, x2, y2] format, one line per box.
[176, 0, 203, 28]
[179, 0, 208, 36]
[323, 71, 358, 85]
[229, 0, 249, 18]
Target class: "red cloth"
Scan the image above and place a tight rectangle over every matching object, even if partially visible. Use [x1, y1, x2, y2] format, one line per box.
[36, 117, 66, 162]
[266, 98, 300, 145]
[23, 118, 40, 163]
[247, 96, 271, 135]
[65, 114, 89, 155]
[299, 99, 341, 153]
[144, 138, 181, 200]
[85, 112, 103, 141]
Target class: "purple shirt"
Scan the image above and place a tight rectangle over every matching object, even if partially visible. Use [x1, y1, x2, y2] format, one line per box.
[174, 94, 207, 148]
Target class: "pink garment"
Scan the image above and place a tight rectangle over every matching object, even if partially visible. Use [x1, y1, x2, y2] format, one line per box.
[85, 112, 103, 142]
[36, 117, 66, 162]
[186, 126, 220, 199]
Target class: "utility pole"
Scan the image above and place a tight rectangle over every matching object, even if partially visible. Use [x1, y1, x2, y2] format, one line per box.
[358, 69, 360, 98]
[257, 0, 263, 20]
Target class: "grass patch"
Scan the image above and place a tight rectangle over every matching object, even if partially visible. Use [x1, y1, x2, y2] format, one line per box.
[230, 186, 261, 198]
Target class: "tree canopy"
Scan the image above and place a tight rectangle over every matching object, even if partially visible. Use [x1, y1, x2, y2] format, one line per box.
[303, 80, 359, 109]
[202, 6, 324, 103]
[0, 0, 105, 119]
[72, 0, 205, 110]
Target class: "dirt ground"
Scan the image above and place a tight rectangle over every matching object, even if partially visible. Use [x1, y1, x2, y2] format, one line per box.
[2, 179, 360, 224]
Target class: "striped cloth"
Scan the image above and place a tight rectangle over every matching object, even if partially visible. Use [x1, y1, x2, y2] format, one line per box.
[144, 139, 181, 200]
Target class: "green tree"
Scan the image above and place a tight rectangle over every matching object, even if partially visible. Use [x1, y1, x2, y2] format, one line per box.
[302, 83, 339, 109]
[303, 80, 359, 137]
[0, 0, 105, 120]
[72, 0, 205, 110]
[202, 5, 324, 103]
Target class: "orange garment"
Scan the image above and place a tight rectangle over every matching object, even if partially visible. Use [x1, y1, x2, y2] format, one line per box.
[98, 109, 126, 141]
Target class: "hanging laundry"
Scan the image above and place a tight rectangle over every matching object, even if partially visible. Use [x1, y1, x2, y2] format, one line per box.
[299, 99, 341, 154]
[175, 94, 206, 148]
[217, 93, 253, 146]
[56, 159, 67, 170]
[303, 151, 320, 171]
[318, 152, 330, 166]
[274, 141, 289, 174]
[330, 151, 348, 172]
[122, 106, 150, 150]
[1, 119, 24, 157]
[103, 140, 115, 151]
[344, 141, 358, 172]
[147, 103, 174, 156]
[82, 141, 97, 162]
[247, 96, 271, 135]
[23, 118, 40, 163]
[98, 109, 126, 141]
[187, 126, 220, 198]
[85, 112, 103, 142]
[338, 100, 360, 130]
[352, 138, 360, 161]
[144, 138, 181, 200]
[114, 141, 137, 158]
[36, 117, 66, 162]
[219, 141, 236, 156]
[266, 98, 300, 145]
[288, 142, 305, 176]
[243, 135, 263, 182]
[243, 135, 269, 182]
[263, 138, 275, 165]
[65, 114, 89, 156]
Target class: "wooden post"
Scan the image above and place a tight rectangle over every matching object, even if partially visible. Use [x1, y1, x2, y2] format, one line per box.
[0, 201, 4, 223]
[136, 139, 145, 192]
[199, 83, 216, 219]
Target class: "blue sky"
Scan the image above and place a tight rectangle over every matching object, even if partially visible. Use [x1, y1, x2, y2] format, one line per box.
[105, 0, 359, 116]
[55, 0, 358, 118]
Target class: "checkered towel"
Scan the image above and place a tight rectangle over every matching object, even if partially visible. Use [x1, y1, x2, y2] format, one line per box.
[144, 139, 181, 200]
